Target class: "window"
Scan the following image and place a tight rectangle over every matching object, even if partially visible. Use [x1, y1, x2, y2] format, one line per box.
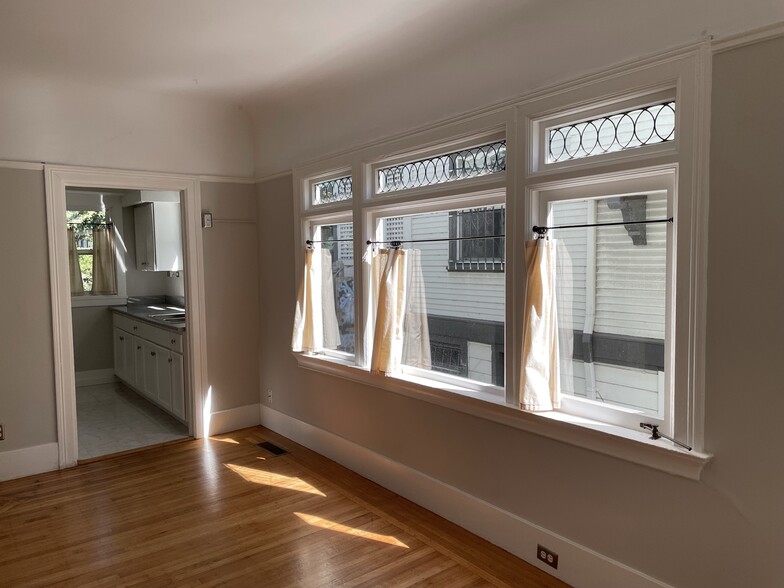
[312, 175, 352, 206]
[544, 189, 669, 427]
[377, 140, 506, 193]
[294, 52, 708, 469]
[67, 209, 117, 295]
[310, 222, 355, 354]
[546, 102, 675, 164]
[378, 206, 505, 388]
[448, 206, 505, 272]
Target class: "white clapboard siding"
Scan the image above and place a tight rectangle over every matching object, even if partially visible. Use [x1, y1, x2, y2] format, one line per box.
[551, 200, 589, 331]
[550, 194, 667, 340]
[595, 193, 666, 339]
[405, 212, 505, 323]
[566, 360, 662, 413]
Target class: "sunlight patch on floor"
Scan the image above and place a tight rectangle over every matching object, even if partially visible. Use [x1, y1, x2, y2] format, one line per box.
[209, 436, 239, 444]
[294, 512, 409, 548]
[224, 463, 326, 496]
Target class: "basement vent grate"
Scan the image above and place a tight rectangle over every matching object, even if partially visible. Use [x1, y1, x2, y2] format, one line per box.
[257, 441, 287, 456]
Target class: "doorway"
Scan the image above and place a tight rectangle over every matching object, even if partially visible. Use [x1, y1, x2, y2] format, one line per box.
[67, 187, 190, 460]
[45, 166, 208, 469]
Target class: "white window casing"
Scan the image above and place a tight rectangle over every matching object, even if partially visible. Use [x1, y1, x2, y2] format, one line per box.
[291, 45, 711, 479]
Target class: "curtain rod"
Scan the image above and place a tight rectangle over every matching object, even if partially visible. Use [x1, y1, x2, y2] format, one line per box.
[67, 222, 113, 226]
[366, 234, 505, 247]
[533, 217, 672, 236]
[306, 235, 506, 248]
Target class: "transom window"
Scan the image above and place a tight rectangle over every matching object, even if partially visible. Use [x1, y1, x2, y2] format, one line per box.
[312, 175, 352, 206]
[377, 140, 506, 193]
[547, 102, 675, 163]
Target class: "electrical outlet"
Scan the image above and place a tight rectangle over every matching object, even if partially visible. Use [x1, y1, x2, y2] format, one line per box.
[0, 423, 4, 441]
[537, 544, 558, 569]
[267, 389, 273, 403]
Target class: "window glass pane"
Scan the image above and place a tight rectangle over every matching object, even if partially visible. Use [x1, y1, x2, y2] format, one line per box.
[549, 191, 667, 416]
[313, 222, 355, 353]
[312, 176, 352, 205]
[377, 141, 506, 194]
[67, 209, 107, 293]
[378, 206, 505, 386]
[547, 102, 675, 163]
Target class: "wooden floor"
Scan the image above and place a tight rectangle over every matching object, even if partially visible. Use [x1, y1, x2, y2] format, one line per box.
[0, 427, 568, 587]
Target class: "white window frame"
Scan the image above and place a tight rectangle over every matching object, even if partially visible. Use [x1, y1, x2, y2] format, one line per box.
[67, 199, 128, 308]
[531, 89, 677, 174]
[530, 168, 675, 434]
[367, 189, 507, 398]
[292, 47, 711, 478]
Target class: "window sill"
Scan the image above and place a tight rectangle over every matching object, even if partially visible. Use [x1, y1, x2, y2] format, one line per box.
[71, 295, 126, 308]
[295, 353, 712, 480]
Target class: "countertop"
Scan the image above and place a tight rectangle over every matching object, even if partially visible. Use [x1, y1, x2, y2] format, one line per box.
[111, 303, 186, 332]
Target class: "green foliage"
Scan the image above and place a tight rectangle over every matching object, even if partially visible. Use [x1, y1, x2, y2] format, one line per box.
[67, 210, 106, 292]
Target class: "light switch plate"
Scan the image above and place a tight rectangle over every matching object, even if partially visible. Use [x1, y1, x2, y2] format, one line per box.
[202, 211, 213, 228]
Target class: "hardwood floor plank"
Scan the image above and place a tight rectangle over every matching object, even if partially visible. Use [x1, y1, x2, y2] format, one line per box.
[0, 426, 568, 587]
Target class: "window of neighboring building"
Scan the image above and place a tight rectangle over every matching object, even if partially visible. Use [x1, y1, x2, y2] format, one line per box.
[448, 206, 505, 272]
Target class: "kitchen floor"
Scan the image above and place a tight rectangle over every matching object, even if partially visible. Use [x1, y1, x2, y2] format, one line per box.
[76, 382, 189, 461]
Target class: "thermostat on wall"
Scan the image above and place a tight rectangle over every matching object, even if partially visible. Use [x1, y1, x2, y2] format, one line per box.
[202, 211, 213, 228]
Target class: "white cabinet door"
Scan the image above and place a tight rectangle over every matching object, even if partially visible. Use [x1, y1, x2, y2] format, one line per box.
[169, 352, 185, 420]
[156, 346, 173, 411]
[133, 336, 146, 393]
[141, 339, 159, 401]
[113, 328, 127, 381]
[133, 202, 183, 272]
[134, 204, 156, 271]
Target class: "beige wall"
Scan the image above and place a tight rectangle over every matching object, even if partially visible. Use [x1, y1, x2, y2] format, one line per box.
[71, 306, 113, 372]
[256, 38, 784, 587]
[201, 182, 260, 412]
[0, 168, 57, 451]
[0, 76, 253, 177]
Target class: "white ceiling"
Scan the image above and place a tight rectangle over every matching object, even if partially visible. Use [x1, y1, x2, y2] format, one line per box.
[0, 0, 534, 104]
[2, 0, 783, 175]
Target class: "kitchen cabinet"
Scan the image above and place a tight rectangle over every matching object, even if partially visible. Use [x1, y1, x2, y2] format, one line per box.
[134, 201, 183, 272]
[112, 313, 186, 422]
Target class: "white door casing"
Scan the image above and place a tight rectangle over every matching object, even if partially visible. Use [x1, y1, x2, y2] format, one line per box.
[44, 165, 209, 468]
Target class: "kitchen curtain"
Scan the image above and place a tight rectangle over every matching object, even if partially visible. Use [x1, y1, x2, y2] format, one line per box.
[369, 248, 431, 375]
[92, 226, 117, 295]
[67, 228, 84, 295]
[292, 248, 341, 353]
[520, 238, 561, 411]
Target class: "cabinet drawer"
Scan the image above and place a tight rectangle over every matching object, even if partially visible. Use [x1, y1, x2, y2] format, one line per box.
[113, 312, 141, 334]
[143, 325, 183, 353]
[113, 312, 184, 352]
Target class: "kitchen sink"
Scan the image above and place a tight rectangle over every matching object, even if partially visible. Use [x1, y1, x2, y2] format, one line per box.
[148, 311, 186, 324]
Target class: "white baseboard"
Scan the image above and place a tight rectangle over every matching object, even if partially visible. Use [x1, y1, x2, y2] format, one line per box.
[208, 403, 261, 436]
[75, 368, 117, 387]
[261, 406, 671, 588]
[0, 442, 59, 483]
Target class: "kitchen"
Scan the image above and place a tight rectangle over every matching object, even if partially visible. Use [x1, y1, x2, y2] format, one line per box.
[68, 188, 190, 460]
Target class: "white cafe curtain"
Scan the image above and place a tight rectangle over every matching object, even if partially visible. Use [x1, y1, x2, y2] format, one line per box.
[520, 238, 561, 411]
[68, 228, 85, 295]
[292, 248, 341, 353]
[369, 248, 431, 375]
[92, 226, 117, 295]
